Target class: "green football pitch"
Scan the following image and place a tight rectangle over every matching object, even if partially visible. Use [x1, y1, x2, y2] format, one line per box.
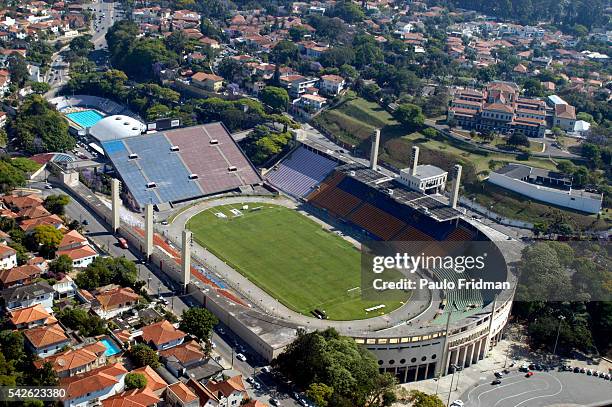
[186, 203, 406, 320]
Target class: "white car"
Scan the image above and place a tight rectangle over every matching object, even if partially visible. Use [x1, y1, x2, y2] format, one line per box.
[236, 353, 247, 362]
[269, 399, 281, 406]
[261, 366, 271, 373]
[451, 401, 464, 407]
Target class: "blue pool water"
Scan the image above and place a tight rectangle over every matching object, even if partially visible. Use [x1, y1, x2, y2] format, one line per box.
[100, 337, 121, 356]
[65, 110, 104, 128]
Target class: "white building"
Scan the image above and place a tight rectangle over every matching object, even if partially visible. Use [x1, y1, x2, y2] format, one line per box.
[319, 74, 345, 96]
[0, 244, 17, 270]
[397, 147, 448, 194]
[488, 164, 602, 214]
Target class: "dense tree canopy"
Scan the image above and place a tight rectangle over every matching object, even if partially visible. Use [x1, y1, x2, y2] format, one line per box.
[273, 328, 397, 407]
[9, 95, 74, 154]
[43, 194, 70, 216]
[179, 308, 218, 343]
[57, 308, 107, 337]
[259, 86, 289, 113]
[74, 256, 138, 290]
[128, 344, 160, 368]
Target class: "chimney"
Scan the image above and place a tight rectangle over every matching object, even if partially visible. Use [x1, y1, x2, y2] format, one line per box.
[411, 146, 420, 176]
[370, 129, 380, 170]
[449, 164, 462, 209]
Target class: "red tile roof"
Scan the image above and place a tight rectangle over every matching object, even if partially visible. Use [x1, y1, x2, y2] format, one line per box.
[23, 324, 69, 349]
[61, 363, 127, 401]
[141, 320, 186, 346]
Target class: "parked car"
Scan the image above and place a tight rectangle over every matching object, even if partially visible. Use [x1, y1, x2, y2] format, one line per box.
[494, 372, 503, 378]
[236, 353, 247, 362]
[269, 398, 281, 406]
[492, 379, 502, 385]
[261, 366, 271, 373]
[525, 372, 534, 378]
[450, 401, 465, 407]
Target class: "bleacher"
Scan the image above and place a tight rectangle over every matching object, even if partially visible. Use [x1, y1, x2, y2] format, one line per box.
[432, 267, 483, 313]
[123, 134, 203, 203]
[266, 147, 338, 198]
[348, 203, 406, 240]
[309, 187, 362, 217]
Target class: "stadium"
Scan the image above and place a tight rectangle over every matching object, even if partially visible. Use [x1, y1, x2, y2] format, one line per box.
[179, 133, 519, 384]
[52, 95, 518, 383]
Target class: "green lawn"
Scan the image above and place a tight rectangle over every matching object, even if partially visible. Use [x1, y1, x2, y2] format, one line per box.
[187, 203, 406, 320]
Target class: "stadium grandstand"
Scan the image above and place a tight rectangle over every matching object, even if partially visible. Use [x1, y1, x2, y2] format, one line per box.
[102, 122, 262, 210]
[266, 146, 338, 198]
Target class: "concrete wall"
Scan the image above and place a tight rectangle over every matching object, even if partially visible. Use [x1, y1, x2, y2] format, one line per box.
[488, 172, 602, 214]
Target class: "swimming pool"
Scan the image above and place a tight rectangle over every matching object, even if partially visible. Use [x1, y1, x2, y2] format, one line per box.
[100, 337, 121, 356]
[65, 110, 104, 128]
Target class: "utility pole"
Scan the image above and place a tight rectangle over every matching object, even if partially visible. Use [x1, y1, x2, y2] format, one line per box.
[552, 315, 566, 359]
[446, 364, 458, 407]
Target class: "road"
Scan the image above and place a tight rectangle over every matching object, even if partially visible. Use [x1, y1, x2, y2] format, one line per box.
[28, 182, 303, 407]
[459, 369, 612, 407]
[89, 0, 121, 50]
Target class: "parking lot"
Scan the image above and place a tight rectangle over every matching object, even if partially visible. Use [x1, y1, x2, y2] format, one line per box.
[459, 367, 612, 407]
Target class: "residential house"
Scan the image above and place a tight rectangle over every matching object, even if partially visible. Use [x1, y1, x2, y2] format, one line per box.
[185, 375, 247, 407]
[165, 382, 199, 407]
[553, 104, 576, 132]
[102, 388, 160, 407]
[55, 230, 98, 268]
[205, 375, 247, 407]
[243, 401, 269, 407]
[19, 214, 63, 234]
[0, 243, 17, 270]
[292, 94, 327, 119]
[141, 319, 187, 350]
[0, 264, 42, 289]
[61, 362, 128, 407]
[91, 286, 140, 319]
[9, 303, 56, 329]
[53, 275, 79, 299]
[191, 72, 224, 92]
[34, 341, 107, 378]
[319, 74, 345, 96]
[279, 75, 318, 99]
[0, 69, 9, 97]
[131, 365, 169, 395]
[0, 281, 55, 310]
[23, 323, 71, 357]
[160, 340, 222, 380]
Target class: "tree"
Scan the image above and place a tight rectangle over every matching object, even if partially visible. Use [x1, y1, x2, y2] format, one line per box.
[69, 35, 94, 58]
[125, 372, 147, 390]
[0, 156, 27, 193]
[273, 328, 397, 407]
[288, 26, 309, 42]
[393, 104, 425, 129]
[272, 40, 299, 65]
[330, 0, 366, 23]
[31, 82, 51, 94]
[306, 383, 333, 407]
[422, 128, 437, 138]
[406, 390, 444, 407]
[43, 194, 70, 215]
[128, 344, 160, 368]
[7, 55, 28, 87]
[259, 87, 289, 113]
[57, 308, 106, 337]
[9, 95, 74, 154]
[507, 132, 530, 147]
[31, 225, 63, 257]
[49, 254, 73, 278]
[179, 308, 218, 343]
[75, 256, 138, 290]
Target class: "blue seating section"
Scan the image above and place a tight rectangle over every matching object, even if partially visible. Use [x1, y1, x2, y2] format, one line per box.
[103, 134, 204, 207]
[123, 134, 203, 203]
[267, 147, 337, 198]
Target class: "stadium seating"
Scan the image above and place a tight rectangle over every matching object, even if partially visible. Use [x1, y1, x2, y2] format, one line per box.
[445, 227, 475, 242]
[310, 187, 362, 217]
[307, 172, 346, 201]
[348, 203, 406, 240]
[432, 267, 483, 312]
[267, 147, 337, 198]
[393, 225, 435, 242]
